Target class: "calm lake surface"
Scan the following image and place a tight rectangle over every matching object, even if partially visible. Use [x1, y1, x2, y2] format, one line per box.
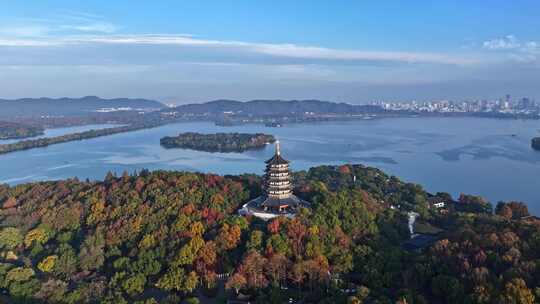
[1, 118, 540, 214]
[0, 124, 123, 145]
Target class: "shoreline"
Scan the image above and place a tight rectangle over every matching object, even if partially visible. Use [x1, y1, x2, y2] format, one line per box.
[1, 113, 538, 156]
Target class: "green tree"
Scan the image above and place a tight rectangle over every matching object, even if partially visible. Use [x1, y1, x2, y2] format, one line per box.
[54, 248, 78, 278]
[6, 267, 34, 282]
[156, 267, 185, 292]
[0, 227, 23, 249]
[35, 279, 68, 302]
[247, 230, 263, 251]
[122, 273, 147, 296]
[79, 231, 105, 271]
[431, 275, 464, 304]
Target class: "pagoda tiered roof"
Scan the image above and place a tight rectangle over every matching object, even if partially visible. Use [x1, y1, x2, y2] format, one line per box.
[265, 154, 289, 165]
[239, 140, 310, 220]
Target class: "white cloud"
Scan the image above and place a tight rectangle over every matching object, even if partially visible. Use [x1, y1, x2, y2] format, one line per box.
[483, 35, 520, 50]
[0, 38, 59, 47]
[0, 11, 119, 39]
[57, 10, 107, 22]
[482, 35, 540, 63]
[0, 33, 479, 66]
[59, 22, 118, 34]
[523, 41, 539, 53]
[0, 25, 52, 37]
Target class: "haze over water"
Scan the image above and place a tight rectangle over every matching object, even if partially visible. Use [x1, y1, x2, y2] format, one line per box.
[1, 117, 539, 214]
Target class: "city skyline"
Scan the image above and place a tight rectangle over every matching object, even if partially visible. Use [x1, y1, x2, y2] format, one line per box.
[1, 1, 539, 104]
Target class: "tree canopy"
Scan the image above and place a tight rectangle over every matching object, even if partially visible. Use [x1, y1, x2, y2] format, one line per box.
[0, 165, 538, 303]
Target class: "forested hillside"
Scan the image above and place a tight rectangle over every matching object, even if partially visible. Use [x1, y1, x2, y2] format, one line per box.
[0, 165, 538, 303]
[0, 96, 164, 119]
[170, 99, 385, 116]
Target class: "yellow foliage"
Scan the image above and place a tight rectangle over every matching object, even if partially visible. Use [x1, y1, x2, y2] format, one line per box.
[211, 193, 225, 205]
[87, 199, 105, 224]
[24, 227, 49, 248]
[38, 255, 58, 273]
[190, 221, 204, 237]
[139, 234, 156, 249]
[309, 225, 320, 236]
[5, 251, 18, 261]
[132, 217, 143, 233]
[6, 267, 35, 282]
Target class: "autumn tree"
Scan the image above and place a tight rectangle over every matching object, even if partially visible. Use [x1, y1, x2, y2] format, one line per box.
[236, 251, 268, 289]
[499, 278, 535, 304]
[79, 230, 105, 271]
[217, 223, 241, 251]
[225, 273, 247, 294]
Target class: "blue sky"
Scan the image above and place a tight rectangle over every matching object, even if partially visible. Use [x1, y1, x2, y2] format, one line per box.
[1, 1, 539, 104]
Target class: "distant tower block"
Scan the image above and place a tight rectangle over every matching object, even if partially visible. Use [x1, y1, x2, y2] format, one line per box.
[239, 141, 310, 220]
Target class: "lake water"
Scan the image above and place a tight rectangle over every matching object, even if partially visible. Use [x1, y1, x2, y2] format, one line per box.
[0, 124, 123, 145]
[1, 118, 540, 214]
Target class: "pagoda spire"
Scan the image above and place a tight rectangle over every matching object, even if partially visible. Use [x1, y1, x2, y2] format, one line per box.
[275, 140, 281, 156]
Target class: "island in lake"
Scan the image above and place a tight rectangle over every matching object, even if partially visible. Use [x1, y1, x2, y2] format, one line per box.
[160, 132, 276, 152]
[532, 137, 540, 151]
[0, 121, 43, 140]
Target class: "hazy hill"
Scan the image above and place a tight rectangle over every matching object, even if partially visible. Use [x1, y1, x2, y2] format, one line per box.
[0, 96, 165, 119]
[170, 99, 385, 115]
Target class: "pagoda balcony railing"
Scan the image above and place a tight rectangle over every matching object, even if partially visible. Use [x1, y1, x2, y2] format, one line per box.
[265, 185, 292, 191]
[265, 171, 290, 176]
[266, 166, 289, 172]
[267, 181, 291, 186]
[265, 170, 290, 175]
[268, 191, 292, 197]
[267, 163, 289, 168]
[266, 178, 290, 183]
[266, 182, 291, 187]
[266, 175, 290, 180]
[268, 173, 289, 177]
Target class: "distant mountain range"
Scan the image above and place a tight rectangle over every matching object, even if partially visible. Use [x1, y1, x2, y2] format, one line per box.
[0, 96, 165, 119]
[168, 99, 385, 115]
[0, 97, 388, 121]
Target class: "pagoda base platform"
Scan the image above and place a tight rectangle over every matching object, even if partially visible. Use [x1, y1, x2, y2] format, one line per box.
[238, 194, 310, 220]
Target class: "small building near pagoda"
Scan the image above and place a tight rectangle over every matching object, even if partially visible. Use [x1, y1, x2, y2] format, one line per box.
[239, 141, 310, 220]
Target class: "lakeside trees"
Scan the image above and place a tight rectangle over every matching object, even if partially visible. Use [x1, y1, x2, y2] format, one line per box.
[0, 121, 43, 140]
[0, 123, 163, 155]
[160, 132, 276, 153]
[0, 165, 539, 303]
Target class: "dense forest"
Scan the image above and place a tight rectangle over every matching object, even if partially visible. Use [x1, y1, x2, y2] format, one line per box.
[532, 137, 540, 151]
[0, 122, 43, 140]
[160, 133, 276, 153]
[0, 164, 538, 303]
